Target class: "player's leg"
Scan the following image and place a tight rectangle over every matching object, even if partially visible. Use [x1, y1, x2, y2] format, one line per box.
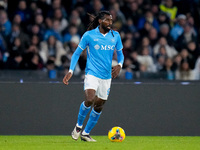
[82, 98, 106, 132]
[84, 89, 96, 107]
[72, 89, 96, 140]
[77, 89, 96, 127]
[71, 75, 98, 140]
[81, 90, 100, 133]
[71, 101, 91, 140]
[81, 98, 106, 142]
[81, 78, 111, 142]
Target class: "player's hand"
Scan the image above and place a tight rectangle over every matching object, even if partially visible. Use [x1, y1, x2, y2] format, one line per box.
[112, 65, 121, 78]
[63, 72, 72, 85]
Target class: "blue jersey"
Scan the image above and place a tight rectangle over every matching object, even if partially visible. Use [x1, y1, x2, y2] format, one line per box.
[70, 26, 124, 79]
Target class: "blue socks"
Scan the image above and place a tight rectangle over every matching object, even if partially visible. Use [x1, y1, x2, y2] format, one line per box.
[77, 101, 91, 127]
[83, 108, 101, 134]
[77, 101, 102, 135]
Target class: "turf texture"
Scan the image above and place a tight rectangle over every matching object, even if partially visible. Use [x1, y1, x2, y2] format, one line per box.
[0, 136, 200, 150]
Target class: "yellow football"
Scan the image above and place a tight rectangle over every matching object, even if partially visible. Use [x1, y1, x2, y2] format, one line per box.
[108, 126, 125, 142]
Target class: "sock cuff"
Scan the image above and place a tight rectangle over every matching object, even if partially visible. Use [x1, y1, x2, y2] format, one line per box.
[76, 123, 83, 128]
[92, 108, 102, 115]
[82, 130, 89, 135]
[82, 101, 91, 109]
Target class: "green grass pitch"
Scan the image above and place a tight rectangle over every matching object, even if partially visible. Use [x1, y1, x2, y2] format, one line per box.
[0, 136, 200, 150]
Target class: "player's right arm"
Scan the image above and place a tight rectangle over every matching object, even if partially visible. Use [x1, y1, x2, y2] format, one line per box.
[63, 32, 89, 85]
[63, 47, 83, 85]
[63, 71, 72, 85]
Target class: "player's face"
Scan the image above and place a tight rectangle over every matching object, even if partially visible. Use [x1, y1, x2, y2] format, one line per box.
[101, 14, 113, 32]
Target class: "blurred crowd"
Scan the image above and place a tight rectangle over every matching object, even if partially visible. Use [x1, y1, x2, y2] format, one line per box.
[0, 0, 200, 80]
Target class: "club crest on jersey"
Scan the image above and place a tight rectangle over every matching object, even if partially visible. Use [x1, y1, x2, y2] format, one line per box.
[94, 44, 100, 50]
[94, 39, 99, 41]
[111, 39, 115, 43]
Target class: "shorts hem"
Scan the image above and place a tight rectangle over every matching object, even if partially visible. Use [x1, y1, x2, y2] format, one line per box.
[97, 96, 108, 100]
[84, 87, 97, 91]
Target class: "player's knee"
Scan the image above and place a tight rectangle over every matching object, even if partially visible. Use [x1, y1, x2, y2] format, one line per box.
[85, 97, 95, 107]
[85, 91, 96, 107]
[94, 105, 103, 113]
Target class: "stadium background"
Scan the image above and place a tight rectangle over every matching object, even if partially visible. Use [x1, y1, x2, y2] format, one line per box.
[0, 0, 200, 80]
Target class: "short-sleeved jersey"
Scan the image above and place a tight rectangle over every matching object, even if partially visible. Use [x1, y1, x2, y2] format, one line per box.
[78, 27, 123, 79]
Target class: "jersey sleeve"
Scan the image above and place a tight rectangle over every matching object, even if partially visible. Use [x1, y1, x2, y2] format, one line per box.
[115, 33, 124, 66]
[78, 32, 89, 50]
[69, 46, 83, 72]
[69, 32, 89, 72]
[115, 33, 123, 51]
[116, 49, 124, 67]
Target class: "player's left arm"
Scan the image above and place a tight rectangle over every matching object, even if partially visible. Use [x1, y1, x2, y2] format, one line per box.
[112, 32, 124, 78]
[112, 49, 124, 78]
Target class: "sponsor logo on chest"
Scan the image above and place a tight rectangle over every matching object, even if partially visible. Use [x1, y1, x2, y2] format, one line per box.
[94, 44, 115, 50]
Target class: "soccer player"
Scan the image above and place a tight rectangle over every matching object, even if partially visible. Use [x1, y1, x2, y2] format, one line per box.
[63, 11, 124, 142]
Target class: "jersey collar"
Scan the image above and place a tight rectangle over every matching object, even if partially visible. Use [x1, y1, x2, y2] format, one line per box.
[95, 26, 111, 36]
